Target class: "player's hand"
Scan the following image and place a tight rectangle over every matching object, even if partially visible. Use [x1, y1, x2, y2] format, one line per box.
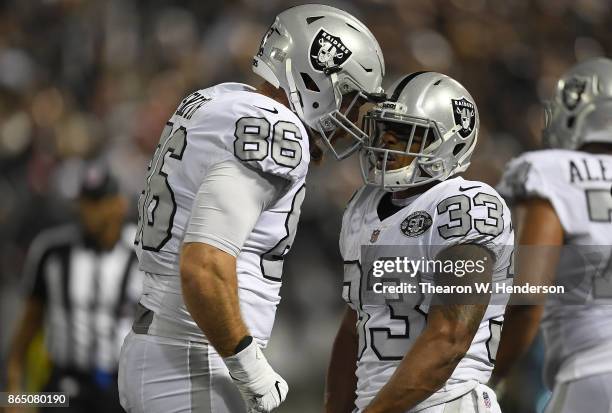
[223, 337, 288, 412]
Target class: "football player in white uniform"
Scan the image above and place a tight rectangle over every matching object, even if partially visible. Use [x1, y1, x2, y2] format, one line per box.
[117, 5, 385, 413]
[325, 72, 514, 413]
[492, 58, 612, 411]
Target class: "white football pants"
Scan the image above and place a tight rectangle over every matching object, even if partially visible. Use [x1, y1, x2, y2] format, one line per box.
[118, 331, 247, 413]
[545, 373, 612, 413]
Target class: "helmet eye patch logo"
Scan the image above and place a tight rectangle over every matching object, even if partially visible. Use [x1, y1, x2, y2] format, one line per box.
[451, 98, 476, 138]
[309, 29, 352, 72]
[562, 76, 587, 111]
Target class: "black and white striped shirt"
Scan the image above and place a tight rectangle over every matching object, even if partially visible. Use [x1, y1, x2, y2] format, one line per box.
[24, 224, 143, 373]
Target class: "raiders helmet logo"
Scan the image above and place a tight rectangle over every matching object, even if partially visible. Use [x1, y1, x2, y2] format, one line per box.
[562, 76, 588, 111]
[451, 98, 476, 138]
[400, 211, 432, 237]
[309, 29, 352, 72]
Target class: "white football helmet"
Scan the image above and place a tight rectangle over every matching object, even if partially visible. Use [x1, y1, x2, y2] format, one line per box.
[253, 4, 385, 159]
[543, 57, 612, 149]
[360, 72, 479, 191]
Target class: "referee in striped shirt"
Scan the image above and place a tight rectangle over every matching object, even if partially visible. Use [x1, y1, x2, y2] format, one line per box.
[6, 164, 143, 412]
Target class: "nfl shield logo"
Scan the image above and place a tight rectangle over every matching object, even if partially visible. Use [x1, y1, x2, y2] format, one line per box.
[562, 76, 587, 110]
[370, 229, 381, 243]
[483, 391, 491, 408]
[451, 98, 476, 138]
[309, 29, 352, 71]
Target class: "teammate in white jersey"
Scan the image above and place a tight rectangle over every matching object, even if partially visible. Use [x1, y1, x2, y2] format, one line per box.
[117, 5, 385, 413]
[325, 72, 514, 413]
[492, 58, 612, 412]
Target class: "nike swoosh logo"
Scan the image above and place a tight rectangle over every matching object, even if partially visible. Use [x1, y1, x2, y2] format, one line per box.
[254, 105, 278, 114]
[228, 371, 240, 382]
[274, 381, 282, 400]
[358, 62, 373, 73]
[459, 185, 481, 192]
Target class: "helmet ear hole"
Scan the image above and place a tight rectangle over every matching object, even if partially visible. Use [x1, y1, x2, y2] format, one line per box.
[453, 143, 466, 156]
[300, 72, 320, 92]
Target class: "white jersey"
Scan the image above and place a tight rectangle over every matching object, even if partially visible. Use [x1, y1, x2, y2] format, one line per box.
[340, 177, 514, 412]
[134, 83, 309, 345]
[498, 149, 612, 386]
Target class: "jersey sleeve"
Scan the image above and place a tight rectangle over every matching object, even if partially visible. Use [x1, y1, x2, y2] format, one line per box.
[497, 152, 549, 203]
[339, 187, 366, 259]
[189, 94, 310, 182]
[183, 158, 287, 256]
[497, 151, 577, 235]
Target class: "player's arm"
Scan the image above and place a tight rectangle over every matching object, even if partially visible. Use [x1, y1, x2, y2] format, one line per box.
[325, 306, 359, 413]
[363, 244, 492, 413]
[181, 243, 248, 355]
[490, 198, 563, 385]
[6, 297, 44, 393]
[179, 158, 289, 411]
[180, 158, 286, 355]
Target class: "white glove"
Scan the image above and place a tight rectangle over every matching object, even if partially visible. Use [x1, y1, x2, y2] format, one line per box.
[223, 337, 289, 412]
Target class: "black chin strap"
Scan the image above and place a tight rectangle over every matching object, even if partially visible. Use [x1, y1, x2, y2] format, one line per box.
[364, 91, 388, 103]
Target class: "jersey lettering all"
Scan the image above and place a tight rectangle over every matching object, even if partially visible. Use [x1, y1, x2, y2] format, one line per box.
[340, 177, 513, 412]
[134, 83, 309, 345]
[498, 149, 612, 386]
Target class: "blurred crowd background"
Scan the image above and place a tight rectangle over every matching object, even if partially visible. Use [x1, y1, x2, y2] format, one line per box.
[1, 0, 612, 412]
